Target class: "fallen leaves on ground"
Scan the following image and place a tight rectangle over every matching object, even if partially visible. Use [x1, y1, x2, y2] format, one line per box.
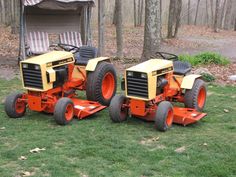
[20, 171, 32, 177]
[0, 127, 6, 130]
[30, 147, 46, 153]
[175, 146, 186, 153]
[19, 156, 27, 160]
[140, 137, 160, 145]
[224, 109, 229, 113]
[0, 27, 18, 57]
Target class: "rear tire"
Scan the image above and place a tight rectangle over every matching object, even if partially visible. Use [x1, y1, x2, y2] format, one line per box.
[155, 101, 174, 132]
[86, 62, 117, 106]
[54, 98, 74, 125]
[5, 93, 26, 118]
[109, 95, 128, 123]
[184, 79, 207, 112]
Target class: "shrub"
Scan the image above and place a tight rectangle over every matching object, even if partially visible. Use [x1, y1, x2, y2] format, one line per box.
[201, 73, 216, 82]
[179, 52, 230, 66]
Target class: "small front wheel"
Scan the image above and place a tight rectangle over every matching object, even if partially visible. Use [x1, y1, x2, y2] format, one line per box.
[54, 98, 74, 125]
[5, 93, 26, 118]
[155, 101, 174, 132]
[109, 95, 128, 123]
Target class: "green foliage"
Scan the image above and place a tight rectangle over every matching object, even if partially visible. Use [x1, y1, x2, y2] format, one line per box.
[201, 73, 216, 82]
[179, 52, 230, 66]
[0, 79, 236, 177]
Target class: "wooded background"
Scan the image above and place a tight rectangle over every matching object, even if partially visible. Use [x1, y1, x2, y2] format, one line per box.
[1, 0, 236, 31]
[1, 0, 236, 60]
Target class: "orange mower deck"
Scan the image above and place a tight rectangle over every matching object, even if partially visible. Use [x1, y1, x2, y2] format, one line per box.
[173, 107, 207, 126]
[71, 98, 106, 119]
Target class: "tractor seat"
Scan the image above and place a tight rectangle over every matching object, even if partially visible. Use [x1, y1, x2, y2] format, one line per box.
[75, 46, 98, 66]
[173, 61, 192, 75]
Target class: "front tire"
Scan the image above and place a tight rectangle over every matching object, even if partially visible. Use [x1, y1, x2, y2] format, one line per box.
[109, 95, 128, 123]
[5, 93, 26, 118]
[86, 62, 117, 106]
[184, 79, 207, 112]
[155, 101, 174, 132]
[54, 98, 74, 125]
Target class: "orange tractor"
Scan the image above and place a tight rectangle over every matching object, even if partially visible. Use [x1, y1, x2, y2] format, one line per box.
[109, 52, 207, 131]
[5, 45, 117, 125]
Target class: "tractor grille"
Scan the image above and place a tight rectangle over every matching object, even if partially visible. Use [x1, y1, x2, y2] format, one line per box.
[22, 64, 43, 89]
[126, 72, 148, 98]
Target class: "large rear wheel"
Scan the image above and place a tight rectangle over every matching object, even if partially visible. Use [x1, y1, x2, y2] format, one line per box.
[5, 93, 26, 118]
[184, 79, 207, 112]
[109, 95, 128, 123]
[86, 62, 117, 106]
[54, 98, 74, 125]
[155, 101, 174, 132]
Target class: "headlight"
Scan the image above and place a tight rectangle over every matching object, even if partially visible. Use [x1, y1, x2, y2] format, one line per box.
[22, 63, 28, 69]
[141, 73, 147, 79]
[34, 65, 40, 70]
[127, 71, 133, 77]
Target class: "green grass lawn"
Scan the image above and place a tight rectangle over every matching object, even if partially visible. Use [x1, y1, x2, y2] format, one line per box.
[0, 79, 235, 177]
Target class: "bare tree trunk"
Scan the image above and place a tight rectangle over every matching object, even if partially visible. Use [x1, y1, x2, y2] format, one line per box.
[0, 0, 6, 24]
[194, 0, 201, 25]
[220, 0, 227, 28]
[187, 0, 191, 25]
[137, 0, 141, 25]
[141, 0, 161, 61]
[98, 0, 105, 56]
[1, 0, 6, 24]
[206, 0, 209, 27]
[134, 0, 137, 26]
[234, 18, 236, 31]
[139, 0, 144, 25]
[224, 0, 232, 30]
[214, 0, 220, 32]
[160, 0, 162, 38]
[167, 0, 175, 38]
[115, 0, 123, 58]
[112, 6, 117, 25]
[210, 0, 214, 26]
[174, 0, 182, 38]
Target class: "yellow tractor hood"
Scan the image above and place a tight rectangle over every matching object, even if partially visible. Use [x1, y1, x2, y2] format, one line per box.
[21, 51, 74, 65]
[127, 59, 173, 74]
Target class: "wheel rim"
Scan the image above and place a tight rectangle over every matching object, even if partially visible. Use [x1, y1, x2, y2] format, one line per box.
[65, 104, 74, 121]
[15, 100, 25, 114]
[166, 109, 173, 126]
[120, 102, 128, 120]
[102, 72, 115, 100]
[197, 87, 206, 109]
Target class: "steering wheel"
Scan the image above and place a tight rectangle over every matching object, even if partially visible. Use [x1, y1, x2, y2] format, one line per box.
[53, 43, 80, 54]
[154, 52, 179, 61]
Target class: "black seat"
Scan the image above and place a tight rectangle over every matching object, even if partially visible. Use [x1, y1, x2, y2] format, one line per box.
[173, 61, 191, 75]
[75, 46, 98, 66]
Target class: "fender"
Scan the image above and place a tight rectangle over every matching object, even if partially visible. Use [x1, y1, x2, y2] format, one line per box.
[181, 74, 201, 89]
[85, 57, 111, 71]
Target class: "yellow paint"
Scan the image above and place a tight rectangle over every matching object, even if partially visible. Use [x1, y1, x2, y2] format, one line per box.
[20, 51, 75, 91]
[170, 75, 184, 90]
[72, 66, 87, 79]
[47, 69, 56, 83]
[181, 74, 201, 89]
[125, 59, 174, 101]
[86, 57, 110, 71]
[22, 51, 74, 65]
[126, 59, 173, 73]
